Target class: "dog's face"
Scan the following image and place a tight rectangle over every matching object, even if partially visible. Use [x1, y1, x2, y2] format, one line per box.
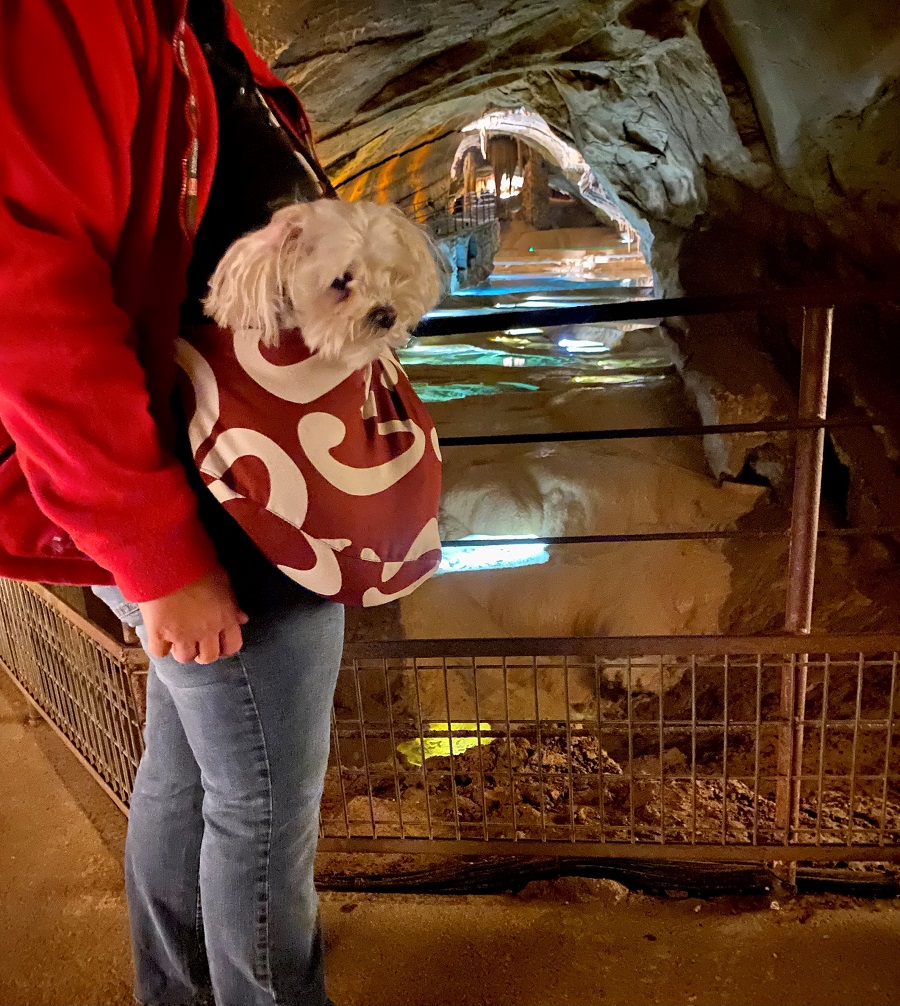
[204, 200, 446, 371]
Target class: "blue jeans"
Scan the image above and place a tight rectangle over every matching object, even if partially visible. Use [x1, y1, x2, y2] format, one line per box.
[92, 584, 344, 1006]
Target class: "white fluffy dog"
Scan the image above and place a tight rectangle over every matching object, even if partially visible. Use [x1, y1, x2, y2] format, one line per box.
[204, 199, 445, 371]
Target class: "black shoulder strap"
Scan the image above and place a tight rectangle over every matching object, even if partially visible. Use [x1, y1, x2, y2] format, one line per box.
[254, 87, 339, 200]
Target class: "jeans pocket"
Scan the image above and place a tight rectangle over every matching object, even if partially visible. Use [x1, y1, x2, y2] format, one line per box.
[90, 584, 143, 627]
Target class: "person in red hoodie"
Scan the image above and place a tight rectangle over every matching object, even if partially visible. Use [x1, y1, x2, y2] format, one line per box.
[1, 2, 345, 1004]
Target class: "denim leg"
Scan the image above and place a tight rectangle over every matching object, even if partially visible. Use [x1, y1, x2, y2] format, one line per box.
[127, 664, 213, 1006]
[140, 597, 344, 1006]
[91, 586, 212, 1006]
[92, 585, 343, 1006]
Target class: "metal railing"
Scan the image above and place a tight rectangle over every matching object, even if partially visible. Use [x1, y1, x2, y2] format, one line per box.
[0, 579, 147, 814]
[1, 584, 897, 862]
[453, 192, 498, 228]
[326, 635, 900, 861]
[424, 193, 499, 238]
[0, 289, 898, 866]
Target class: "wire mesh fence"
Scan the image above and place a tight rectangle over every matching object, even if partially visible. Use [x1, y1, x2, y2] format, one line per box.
[3, 577, 895, 860]
[323, 641, 900, 857]
[0, 579, 147, 812]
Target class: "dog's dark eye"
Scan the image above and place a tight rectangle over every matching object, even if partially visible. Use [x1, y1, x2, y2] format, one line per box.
[331, 272, 352, 292]
[369, 306, 397, 330]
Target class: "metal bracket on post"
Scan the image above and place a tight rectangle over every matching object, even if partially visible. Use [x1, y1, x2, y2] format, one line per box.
[775, 305, 833, 885]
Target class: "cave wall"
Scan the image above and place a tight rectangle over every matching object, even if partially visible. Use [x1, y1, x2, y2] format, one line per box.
[335, 124, 465, 223]
[712, 0, 900, 267]
[236, 0, 899, 280]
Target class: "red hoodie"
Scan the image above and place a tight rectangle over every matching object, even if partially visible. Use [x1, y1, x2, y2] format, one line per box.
[0, 0, 323, 601]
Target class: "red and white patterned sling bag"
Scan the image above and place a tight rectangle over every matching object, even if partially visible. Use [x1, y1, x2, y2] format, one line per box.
[175, 324, 443, 606]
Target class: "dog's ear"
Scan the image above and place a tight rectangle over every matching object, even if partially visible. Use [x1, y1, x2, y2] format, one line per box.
[203, 205, 308, 345]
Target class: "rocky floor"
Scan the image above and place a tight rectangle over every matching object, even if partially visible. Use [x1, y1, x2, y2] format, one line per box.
[322, 727, 900, 847]
[323, 645, 900, 845]
[4, 669, 900, 1006]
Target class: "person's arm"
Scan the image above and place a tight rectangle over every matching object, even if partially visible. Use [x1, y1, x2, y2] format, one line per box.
[0, 1, 245, 662]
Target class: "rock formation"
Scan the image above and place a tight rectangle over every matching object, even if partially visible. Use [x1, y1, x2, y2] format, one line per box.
[240, 1, 766, 265]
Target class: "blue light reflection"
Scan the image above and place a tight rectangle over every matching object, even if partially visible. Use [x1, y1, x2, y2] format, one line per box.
[436, 534, 550, 575]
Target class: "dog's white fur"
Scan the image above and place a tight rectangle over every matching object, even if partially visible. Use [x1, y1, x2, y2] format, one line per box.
[204, 199, 446, 371]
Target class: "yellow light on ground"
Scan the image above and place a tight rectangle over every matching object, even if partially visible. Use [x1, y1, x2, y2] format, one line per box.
[571, 373, 669, 386]
[397, 722, 494, 766]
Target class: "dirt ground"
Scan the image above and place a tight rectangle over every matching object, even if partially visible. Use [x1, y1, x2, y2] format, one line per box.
[2, 669, 899, 1006]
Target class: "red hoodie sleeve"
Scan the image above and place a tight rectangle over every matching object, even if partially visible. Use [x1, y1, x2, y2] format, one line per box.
[0, 1, 218, 602]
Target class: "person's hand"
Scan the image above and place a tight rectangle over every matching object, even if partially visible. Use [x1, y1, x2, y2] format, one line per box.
[137, 566, 249, 664]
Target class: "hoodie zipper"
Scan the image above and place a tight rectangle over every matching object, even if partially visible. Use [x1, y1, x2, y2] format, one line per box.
[175, 19, 200, 237]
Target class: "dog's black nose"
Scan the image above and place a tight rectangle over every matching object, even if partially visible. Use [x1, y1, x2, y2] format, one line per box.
[370, 306, 397, 330]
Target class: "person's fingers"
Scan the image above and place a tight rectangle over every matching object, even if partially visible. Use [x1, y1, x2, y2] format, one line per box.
[219, 625, 244, 658]
[146, 632, 172, 659]
[171, 639, 200, 664]
[195, 634, 222, 665]
[237, 609, 249, 626]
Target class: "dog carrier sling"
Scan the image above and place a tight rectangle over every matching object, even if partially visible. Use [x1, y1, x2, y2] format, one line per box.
[175, 325, 443, 607]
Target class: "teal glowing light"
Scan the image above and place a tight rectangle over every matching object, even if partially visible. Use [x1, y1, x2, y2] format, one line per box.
[398, 344, 564, 368]
[412, 381, 540, 402]
[436, 534, 550, 575]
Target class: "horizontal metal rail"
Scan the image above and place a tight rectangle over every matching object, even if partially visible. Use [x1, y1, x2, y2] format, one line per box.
[438, 415, 882, 448]
[9, 584, 898, 664]
[415, 288, 898, 337]
[439, 526, 900, 547]
[343, 633, 900, 660]
[317, 837, 900, 863]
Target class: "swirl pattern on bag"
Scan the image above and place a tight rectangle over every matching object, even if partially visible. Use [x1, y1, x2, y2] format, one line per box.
[175, 326, 442, 606]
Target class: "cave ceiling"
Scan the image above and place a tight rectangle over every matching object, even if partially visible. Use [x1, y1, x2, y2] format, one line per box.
[235, 0, 900, 278]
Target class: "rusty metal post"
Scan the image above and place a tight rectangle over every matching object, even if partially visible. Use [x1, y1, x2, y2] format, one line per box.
[784, 306, 833, 634]
[776, 306, 833, 854]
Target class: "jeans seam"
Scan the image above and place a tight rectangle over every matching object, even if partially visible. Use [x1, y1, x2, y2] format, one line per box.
[194, 873, 209, 1000]
[240, 651, 276, 1001]
[194, 875, 202, 948]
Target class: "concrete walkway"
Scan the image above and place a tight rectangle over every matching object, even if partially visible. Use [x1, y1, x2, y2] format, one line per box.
[2, 669, 898, 1006]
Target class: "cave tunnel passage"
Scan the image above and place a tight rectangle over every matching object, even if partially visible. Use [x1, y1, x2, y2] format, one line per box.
[332, 103, 655, 309]
[329, 111, 761, 641]
[323, 100, 900, 647]
[440, 107, 654, 305]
